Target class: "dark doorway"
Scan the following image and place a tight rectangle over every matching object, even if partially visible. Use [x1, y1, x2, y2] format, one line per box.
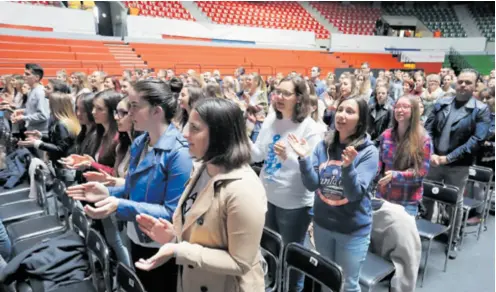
[95, 1, 113, 36]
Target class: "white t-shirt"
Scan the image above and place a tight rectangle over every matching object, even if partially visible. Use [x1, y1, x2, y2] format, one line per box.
[251, 114, 322, 209]
[181, 169, 211, 218]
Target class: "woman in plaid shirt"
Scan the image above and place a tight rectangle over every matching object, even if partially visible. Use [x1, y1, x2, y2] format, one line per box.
[376, 95, 433, 217]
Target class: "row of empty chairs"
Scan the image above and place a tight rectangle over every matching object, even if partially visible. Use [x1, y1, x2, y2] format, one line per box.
[12, 1, 62, 7]
[0, 34, 146, 77]
[124, 1, 195, 21]
[383, 3, 467, 38]
[310, 2, 381, 36]
[469, 3, 495, 42]
[196, 1, 329, 39]
[0, 169, 149, 292]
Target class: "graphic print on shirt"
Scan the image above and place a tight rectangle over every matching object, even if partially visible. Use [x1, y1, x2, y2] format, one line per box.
[316, 160, 349, 206]
[264, 134, 283, 182]
[182, 192, 198, 216]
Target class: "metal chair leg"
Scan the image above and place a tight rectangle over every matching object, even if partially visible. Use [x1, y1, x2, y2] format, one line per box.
[459, 208, 469, 249]
[420, 240, 432, 288]
[477, 190, 488, 241]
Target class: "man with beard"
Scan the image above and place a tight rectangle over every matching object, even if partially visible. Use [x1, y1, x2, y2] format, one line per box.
[424, 69, 491, 259]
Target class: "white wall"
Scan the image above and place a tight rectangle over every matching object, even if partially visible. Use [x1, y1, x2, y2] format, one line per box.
[401, 51, 445, 63]
[382, 15, 418, 26]
[126, 15, 316, 47]
[330, 34, 487, 52]
[0, 2, 96, 34]
[486, 42, 495, 54]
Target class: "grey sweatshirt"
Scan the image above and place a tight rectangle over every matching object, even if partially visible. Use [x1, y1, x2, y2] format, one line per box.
[23, 84, 49, 133]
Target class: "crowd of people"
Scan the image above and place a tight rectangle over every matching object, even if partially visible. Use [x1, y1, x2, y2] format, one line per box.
[0, 62, 494, 292]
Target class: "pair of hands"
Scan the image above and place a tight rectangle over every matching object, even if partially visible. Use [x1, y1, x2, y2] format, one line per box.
[134, 213, 177, 271]
[58, 154, 95, 170]
[430, 154, 448, 167]
[11, 109, 24, 124]
[277, 134, 358, 168]
[83, 170, 119, 187]
[17, 130, 42, 147]
[66, 182, 117, 219]
[66, 183, 177, 272]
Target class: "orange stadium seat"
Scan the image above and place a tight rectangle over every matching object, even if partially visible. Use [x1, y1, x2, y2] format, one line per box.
[195, 1, 330, 39]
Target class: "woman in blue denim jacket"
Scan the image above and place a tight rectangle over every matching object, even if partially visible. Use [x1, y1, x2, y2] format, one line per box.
[67, 80, 193, 292]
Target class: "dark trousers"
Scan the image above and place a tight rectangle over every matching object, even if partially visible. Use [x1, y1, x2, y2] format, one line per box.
[131, 242, 178, 292]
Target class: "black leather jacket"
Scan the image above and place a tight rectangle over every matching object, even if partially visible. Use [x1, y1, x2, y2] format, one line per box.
[425, 96, 491, 166]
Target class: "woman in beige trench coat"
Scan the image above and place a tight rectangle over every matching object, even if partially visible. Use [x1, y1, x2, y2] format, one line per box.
[136, 98, 267, 292]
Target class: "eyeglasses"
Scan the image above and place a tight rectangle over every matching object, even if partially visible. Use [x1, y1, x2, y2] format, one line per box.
[273, 89, 295, 98]
[114, 109, 129, 119]
[394, 104, 412, 110]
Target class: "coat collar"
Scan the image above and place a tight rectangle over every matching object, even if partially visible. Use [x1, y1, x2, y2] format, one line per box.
[131, 124, 185, 176]
[438, 96, 477, 109]
[174, 164, 249, 238]
[151, 123, 185, 151]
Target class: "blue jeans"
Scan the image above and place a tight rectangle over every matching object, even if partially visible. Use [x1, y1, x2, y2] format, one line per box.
[0, 220, 11, 261]
[313, 223, 370, 292]
[404, 204, 419, 217]
[101, 216, 132, 267]
[265, 203, 312, 292]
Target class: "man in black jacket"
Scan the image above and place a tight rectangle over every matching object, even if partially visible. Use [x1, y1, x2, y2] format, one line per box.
[424, 69, 491, 259]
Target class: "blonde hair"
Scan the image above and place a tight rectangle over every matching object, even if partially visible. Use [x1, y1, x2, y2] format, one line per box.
[426, 74, 441, 84]
[49, 93, 81, 137]
[358, 74, 372, 96]
[72, 71, 90, 92]
[308, 94, 321, 122]
[392, 95, 425, 174]
[251, 72, 267, 92]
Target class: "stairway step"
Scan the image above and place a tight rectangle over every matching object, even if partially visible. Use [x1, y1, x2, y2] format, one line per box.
[104, 44, 128, 47]
[111, 55, 135, 58]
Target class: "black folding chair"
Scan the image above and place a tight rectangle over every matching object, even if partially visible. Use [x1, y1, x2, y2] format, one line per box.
[283, 243, 343, 292]
[0, 167, 47, 224]
[460, 165, 493, 247]
[7, 178, 67, 245]
[72, 206, 91, 239]
[359, 252, 395, 292]
[87, 228, 112, 292]
[116, 262, 147, 292]
[416, 180, 459, 287]
[0, 187, 31, 206]
[261, 227, 284, 292]
[0, 181, 30, 197]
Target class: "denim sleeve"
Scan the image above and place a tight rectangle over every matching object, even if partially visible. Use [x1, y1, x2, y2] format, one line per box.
[108, 185, 127, 199]
[447, 106, 491, 163]
[115, 147, 192, 222]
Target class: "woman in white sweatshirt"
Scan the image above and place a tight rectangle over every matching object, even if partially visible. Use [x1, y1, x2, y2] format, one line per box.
[251, 76, 321, 291]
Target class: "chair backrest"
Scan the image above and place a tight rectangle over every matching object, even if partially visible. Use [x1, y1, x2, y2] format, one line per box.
[468, 166, 494, 185]
[423, 180, 459, 206]
[87, 228, 112, 292]
[33, 166, 50, 214]
[283, 243, 343, 292]
[51, 179, 73, 226]
[53, 179, 74, 210]
[116, 262, 147, 292]
[71, 207, 90, 239]
[261, 227, 284, 292]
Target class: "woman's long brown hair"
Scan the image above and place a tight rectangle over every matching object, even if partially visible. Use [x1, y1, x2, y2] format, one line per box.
[391, 95, 425, 174]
